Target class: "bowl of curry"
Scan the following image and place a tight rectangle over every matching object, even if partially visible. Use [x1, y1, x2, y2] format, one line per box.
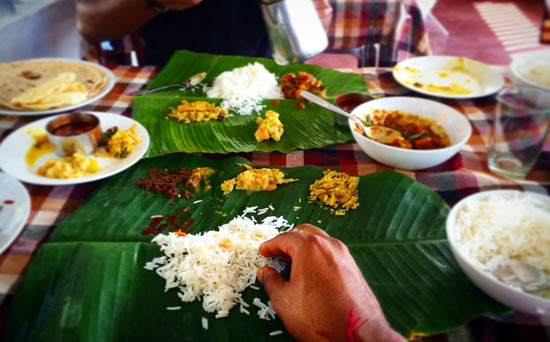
[349, 97, 472, 170]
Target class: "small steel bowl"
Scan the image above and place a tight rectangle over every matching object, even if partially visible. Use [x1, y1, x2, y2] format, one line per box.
[334, 93, 374, 128]
[46, 112, 101, 157]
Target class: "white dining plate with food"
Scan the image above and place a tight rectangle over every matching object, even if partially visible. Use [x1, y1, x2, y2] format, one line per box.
[0, 58, 115, 116]
[393, 56, 504, 99]
[0, 171, 31, 254]
[0, 112, 149, 185]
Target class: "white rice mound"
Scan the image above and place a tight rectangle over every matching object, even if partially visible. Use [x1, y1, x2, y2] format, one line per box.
[204, 62, 283, 115]
[454, 192, 550, 297]
[147, 211, 289, 318]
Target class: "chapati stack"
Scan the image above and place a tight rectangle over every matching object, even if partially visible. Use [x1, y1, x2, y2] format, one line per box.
[0, 59, 109, 111]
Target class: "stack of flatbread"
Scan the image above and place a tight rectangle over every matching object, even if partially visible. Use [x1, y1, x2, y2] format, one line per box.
[0, 59, 109, 111]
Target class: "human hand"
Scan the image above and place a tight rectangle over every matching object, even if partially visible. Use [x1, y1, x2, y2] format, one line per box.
[312, 0, 333, 32]
[258, 224, 406, 342]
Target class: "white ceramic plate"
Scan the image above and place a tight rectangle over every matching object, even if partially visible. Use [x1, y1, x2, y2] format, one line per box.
[0, 58, 116, 116]
[0, 171, 30, 254]
[349, 97, 472, 170]
[393, 56, 504, 99]
[0, 112, 149, 185]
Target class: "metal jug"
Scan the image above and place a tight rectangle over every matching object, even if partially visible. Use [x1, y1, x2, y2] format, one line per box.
[261, 0, 328, 65]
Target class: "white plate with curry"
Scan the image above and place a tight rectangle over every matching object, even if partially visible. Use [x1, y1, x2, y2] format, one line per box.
[392, 56, 504, 99]
[0, 112, 149, 185]
[0, 58, 115, 116]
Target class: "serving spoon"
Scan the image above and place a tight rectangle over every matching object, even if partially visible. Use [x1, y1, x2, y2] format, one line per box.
[492, 260, 550, 293]
[299, 90, 368, 134]
[132, 72, 206, 95]
[299, 90, 402, 141]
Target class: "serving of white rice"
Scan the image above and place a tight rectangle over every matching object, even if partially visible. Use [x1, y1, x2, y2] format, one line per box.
[453, 192, 550, 298]
[204, 62, 283, 115]
[146, 209, 290, 318]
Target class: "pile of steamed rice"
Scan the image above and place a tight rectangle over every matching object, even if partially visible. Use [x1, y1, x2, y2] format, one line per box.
[454, 192, 550, 298]
[145, 208, 290, 318]
[204, 62, 283, 115]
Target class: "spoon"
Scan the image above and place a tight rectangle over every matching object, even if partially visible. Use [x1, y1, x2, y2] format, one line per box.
[132, 72, 206, 95]
[492, 260, 550, 293]
[363, 125, 403, 144]
[299, 90, 368, 134]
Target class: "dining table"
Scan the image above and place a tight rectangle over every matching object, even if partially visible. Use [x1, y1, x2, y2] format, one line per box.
[0, 62, 549, 341]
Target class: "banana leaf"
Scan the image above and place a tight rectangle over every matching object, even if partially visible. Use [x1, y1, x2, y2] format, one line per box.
[132, 50, 368, 156]
[2, 154, 510, 341]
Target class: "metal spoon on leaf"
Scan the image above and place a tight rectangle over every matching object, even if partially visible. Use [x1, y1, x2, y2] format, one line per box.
[132, 72, 206, 95]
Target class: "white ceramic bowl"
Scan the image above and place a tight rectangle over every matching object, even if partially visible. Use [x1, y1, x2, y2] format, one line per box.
[509, 51, 550, 107]
[510, 51, 550, 91]
[348, 97, 472, 170]
[446, 190, 550, 317]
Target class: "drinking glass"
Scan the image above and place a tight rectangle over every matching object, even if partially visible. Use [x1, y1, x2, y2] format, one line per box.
[488, 85, 550, 178]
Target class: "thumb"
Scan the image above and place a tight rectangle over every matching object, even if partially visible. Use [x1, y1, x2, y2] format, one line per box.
[257, 266, 286, 299]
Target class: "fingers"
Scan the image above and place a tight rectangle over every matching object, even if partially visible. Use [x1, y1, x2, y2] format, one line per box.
[257, 266, 287, 300]
[259, 232, 298, 259]
[259, 224, 329, 259]
[291, 223, 330, 238]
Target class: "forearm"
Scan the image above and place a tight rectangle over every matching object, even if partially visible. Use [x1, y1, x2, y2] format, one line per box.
[76, 0, 157, 43]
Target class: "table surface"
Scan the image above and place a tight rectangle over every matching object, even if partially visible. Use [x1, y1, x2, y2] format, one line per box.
[0, 65, 549, 341]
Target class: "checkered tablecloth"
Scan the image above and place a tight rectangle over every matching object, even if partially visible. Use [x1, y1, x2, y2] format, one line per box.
[327, 0, 431, 66]
[0, 65, 549, 340]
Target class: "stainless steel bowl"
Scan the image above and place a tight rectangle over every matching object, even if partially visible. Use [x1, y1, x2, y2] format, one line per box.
[46, 112, 101, 157]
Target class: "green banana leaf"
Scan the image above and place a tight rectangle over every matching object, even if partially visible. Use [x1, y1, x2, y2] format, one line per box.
[132, 50, 368, 157]
[2, 154, 510, 342]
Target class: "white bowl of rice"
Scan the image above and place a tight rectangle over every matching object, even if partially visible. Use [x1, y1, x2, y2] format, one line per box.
[446, 190, 550, 317]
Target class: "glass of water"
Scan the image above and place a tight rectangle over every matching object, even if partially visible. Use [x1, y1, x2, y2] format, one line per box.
[488, 85, 550, 178]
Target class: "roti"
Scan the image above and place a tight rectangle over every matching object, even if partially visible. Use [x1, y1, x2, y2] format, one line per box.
[0, 59, 109, 111]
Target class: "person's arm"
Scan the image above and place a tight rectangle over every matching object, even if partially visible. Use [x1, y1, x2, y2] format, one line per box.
[258, 224, 406, 342]
[76, 0, 202, 43]
[313, 0, 332, 32]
